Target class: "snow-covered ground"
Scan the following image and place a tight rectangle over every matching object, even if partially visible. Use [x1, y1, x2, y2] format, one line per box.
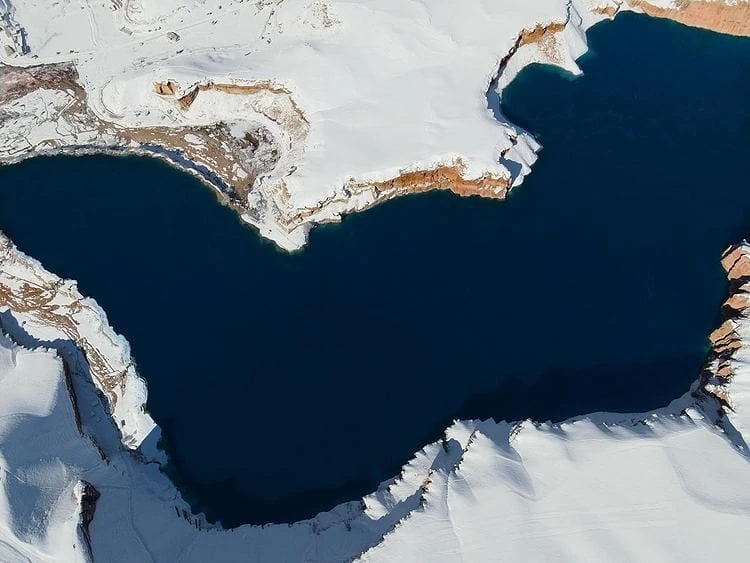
[1, 0, 747, 250]
[2, 0, 750, 561]
[2, 232, 750, 562]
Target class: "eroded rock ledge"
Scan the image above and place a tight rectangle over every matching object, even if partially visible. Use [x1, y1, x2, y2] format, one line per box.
[631, 0, 750, 36]
[702, 244, 750, 411]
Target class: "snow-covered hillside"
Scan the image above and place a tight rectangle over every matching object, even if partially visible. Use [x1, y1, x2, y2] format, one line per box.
[2, 0, 750, 561]
[1, 0, 748, 250]
[2, 233, 750, 561]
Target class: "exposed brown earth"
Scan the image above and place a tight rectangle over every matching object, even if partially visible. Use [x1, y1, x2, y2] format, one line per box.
[724, 294, 750, 313]
[283, 163, 510, 228]
[710, 319, 741, 355]
[518, 21, 567, 46]
[0, 62, 83, 104]
[0, 275, 125, 403]
[122, 122, 276, 203]
[365, 165, 509, 199]
[0, 62, 277, 209]
[170, 80, 308, 125]
[592, 5, 620, 18]
[700, 244, 750, 411]
[721, 246, 750, 280]
[153, 80, 179, 96]
[178, 86, 200, 110]
[629, 0, 750, 36]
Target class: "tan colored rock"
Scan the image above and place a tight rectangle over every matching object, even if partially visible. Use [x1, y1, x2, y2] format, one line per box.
[724, 294, 750, 313]
[286, 162, 511, 229]
[0, 61, 82, 104]
[592, 5, 620, 18]
[355, 165, 510, 200]
[715, 339, 743, 356]
[629, 0, 750, 37]
[153, 80, 179, 96]
[518, 22, 567, 46]
[178, 86, 200, 110]
[710, 320, 736, 346]
[721, 246, 750, 279]
[717, 362, 734, 379]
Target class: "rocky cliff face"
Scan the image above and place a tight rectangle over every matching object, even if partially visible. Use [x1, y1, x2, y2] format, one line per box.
[0, 232, 157, 451]
[630, 0, 750, 37]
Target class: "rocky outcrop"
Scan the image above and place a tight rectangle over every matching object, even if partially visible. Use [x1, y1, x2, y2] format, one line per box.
[518, 21, 568, 46]
[0, 61, 82, 104]
[79, 481, 101, 559]
[360, 164, 510, 199]
[722, 245, 750, 280]
[699, 244, 750, 412]
[629, 0, 750, 37]
[153, 80, 179, 96]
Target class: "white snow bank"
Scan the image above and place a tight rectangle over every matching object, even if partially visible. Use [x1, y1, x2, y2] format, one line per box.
[1, 235, 750, 561]
[1, 0, 628, 249]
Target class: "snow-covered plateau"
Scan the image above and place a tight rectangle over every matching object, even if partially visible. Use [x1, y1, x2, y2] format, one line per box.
[1, 0, 750, 561]
[0, 0, 748, 250]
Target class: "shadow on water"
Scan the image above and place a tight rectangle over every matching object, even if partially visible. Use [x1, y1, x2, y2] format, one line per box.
[458, 356, 705, 424]
[0, 13, 749, 526]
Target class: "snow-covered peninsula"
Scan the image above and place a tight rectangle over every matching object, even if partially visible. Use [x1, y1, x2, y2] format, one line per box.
[2, 0, 750, 561]
[1, 0, 748, 250]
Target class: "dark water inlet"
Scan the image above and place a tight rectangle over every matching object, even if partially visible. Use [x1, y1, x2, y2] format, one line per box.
[0, 13, 749, 526]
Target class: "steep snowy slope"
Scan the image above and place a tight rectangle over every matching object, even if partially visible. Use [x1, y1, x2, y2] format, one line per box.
[2, 236, 750, 561]
[0, 334, 91, 562]
[1, 0, 750, 561]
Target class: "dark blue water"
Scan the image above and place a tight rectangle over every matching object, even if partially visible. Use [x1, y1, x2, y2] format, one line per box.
[1, 13, 749, 526]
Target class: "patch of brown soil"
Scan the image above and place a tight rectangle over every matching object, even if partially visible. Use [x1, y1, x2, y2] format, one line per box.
[592, 5, 620, 17]
[0, 279, 123, 402]
[177, 86, 200, 110]
[700, 244, 750, 407]
[284, 163, 510, 229]
[629, 0, 750, 36]
[0, 62, 83, 104]
[358, 165, 510, 199]
[710, 320, 737, 347]
[724, 294, 750, 313]
[154, 80, 179, 96]
[518, 21, 567, 46]
[122, 122, 273, 202]
[721, 246, 750, 280]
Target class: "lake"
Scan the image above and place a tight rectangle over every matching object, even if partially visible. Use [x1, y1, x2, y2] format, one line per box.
[1, 12, 749, 526]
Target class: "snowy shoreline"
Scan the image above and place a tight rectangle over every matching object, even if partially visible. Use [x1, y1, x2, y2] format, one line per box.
[1, 0, 750, 560]
[2, 230, 750, 561]
[2, 0, 747, 252]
